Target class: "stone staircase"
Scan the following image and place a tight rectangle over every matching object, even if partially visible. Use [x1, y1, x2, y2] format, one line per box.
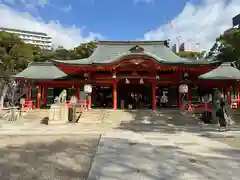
[79, 109, 200, 125]
[79, 109, 133, 126]
[18, 109, 50, 125]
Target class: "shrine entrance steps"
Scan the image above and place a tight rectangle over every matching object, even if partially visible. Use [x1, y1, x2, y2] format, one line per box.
[17, 109, 50, 126]
[15, 108, 204, 132]
[79, 109, 201, 128]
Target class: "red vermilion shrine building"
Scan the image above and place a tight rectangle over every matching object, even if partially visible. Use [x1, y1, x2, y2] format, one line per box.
[13, 41, 240, 110]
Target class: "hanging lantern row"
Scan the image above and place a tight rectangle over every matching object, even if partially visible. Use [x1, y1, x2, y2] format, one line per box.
[125, 78, 144, 84]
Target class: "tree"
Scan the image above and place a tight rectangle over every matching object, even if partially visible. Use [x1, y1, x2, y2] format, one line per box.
[208, 28, 240, 66]
[40, 41, 97, 60]
[74, 41, 97, 59]
[175, 51, 202, 59]
[0, 30, 97, 110]
[0, 31, 40, 109]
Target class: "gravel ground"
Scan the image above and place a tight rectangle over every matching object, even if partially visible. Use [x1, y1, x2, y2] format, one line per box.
[209, 135, 240, 149]
[0, 134, 100, 180]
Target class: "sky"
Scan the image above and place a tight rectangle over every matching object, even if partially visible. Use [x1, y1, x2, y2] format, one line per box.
[0, 0, 239, 50]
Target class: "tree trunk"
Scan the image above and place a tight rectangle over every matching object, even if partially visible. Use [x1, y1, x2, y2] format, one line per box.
[0, 83, 9, 111]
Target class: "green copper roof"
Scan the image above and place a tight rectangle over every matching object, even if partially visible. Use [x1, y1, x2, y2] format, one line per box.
[198, 62, 240, 80]
[13, 62, 67, 80]
[51, 41, 219, 66]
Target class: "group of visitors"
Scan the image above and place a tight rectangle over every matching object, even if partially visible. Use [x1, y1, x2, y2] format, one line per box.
[128, 93, 143, 109]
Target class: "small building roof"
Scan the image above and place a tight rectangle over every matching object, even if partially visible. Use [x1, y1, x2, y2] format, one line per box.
[198, 62, 240, 80]
[51, 41, 219, 66]
[13, 62, 67, 80]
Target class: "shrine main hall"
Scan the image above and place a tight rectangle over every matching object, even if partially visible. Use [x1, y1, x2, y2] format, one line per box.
[14, 40, 240, 110]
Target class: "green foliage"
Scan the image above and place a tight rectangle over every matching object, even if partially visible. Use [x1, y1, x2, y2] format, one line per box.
[37, 41, 97, 61]
[208, 28, 240, 64]
[0, 30, 97, 79]
[175, 51, 202, 59]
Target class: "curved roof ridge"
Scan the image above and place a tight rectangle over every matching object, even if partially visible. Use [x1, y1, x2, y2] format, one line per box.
[91, 51, 165, 64]
[97, 40, 167, 45]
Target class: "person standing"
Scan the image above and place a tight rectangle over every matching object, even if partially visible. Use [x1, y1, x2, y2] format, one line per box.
[160, 93, 168, 107]
[216, 98, 228, 131]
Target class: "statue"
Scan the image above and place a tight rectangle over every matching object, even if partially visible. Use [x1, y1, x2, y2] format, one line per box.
[59, 89, 67, 103]
[54, 96, 60, 104]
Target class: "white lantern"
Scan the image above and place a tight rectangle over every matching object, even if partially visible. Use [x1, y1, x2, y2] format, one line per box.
[84, 84, 92, 93]
[179, 84, 188, 93]
[125, 78, 130, 84]
[139, 78, 144, 84]
[112, 72, 116, 78]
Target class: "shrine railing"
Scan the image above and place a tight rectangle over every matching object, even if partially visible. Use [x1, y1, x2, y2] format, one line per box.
[66, 100, 89, 111]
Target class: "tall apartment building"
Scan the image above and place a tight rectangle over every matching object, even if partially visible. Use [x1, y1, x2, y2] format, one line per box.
[171, 43, 179, 53]
[179, 42, 201, 53]
[233, 14, 240, 27]
[0, 27, 52, 50]
[172, 42, 201, 53]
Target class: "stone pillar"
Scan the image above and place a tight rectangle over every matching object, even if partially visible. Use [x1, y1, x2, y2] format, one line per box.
[152, 80, 156, 109]
[113, 80, 117, 110]
[212, 88, 221, 124]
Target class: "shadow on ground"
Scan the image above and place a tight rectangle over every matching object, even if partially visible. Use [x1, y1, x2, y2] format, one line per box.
[115, 109, 240, 134]
[88, 135, 240, 180]
[0, 135, 100, 180]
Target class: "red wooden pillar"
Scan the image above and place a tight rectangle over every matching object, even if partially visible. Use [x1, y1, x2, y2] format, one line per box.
[152, 80, 156, 109]
[25, 86, 31, 100]
[75, 87, 80, 99]
[227, 87, 231, 105]
[236, 87, 239, 108]
[36, 86, 41, 108]
[87, 94, 92, 109]
[113, 79, 117, 110]
[43, 87, 47, 105]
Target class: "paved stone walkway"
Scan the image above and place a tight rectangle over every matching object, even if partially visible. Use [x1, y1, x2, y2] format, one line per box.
[88, 130, 240, 180]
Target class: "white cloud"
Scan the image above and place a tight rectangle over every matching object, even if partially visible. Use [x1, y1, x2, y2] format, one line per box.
[0, 4, 103, 49]
[143, 0, 240, 50]
[134, 0, 154, 4]
[2, 0, 72, 13]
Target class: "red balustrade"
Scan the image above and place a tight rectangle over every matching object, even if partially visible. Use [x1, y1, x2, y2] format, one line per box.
[67, 100, 89, 112]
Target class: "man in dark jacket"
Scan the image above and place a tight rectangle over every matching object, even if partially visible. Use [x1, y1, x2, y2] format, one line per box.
[216, 98, 228, 131]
